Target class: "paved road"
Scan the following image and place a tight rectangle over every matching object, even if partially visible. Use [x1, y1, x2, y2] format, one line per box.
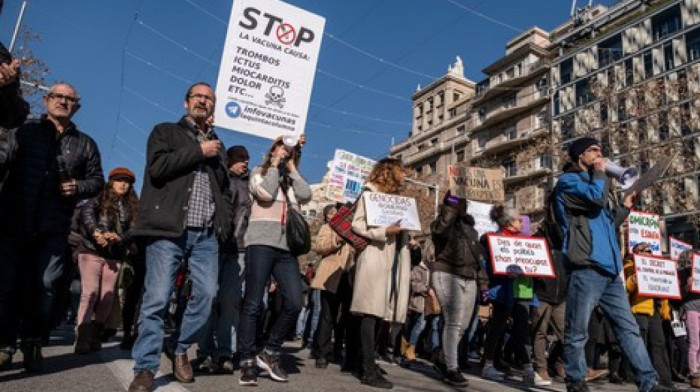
[0, 324, 661, 391]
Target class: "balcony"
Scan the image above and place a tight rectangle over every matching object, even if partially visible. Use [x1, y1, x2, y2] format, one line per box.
[402, 142, 447, 166]
[472, 58, 551, 103]
[503, 167, 552, 185]
[471, 127, 549, 162]
[472, 92, 549, 132]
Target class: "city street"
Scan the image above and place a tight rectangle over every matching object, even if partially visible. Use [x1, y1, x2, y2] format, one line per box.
[0, 325, 646, 392]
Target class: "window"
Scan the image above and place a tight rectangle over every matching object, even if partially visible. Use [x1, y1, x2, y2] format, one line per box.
[659, 112, 669, 141]
[553, 91, 560, 116]
[561, 114, 575, 139]
[506, 67, 515, 79]
[308, 210, 317, 218]
[652, 5, 681, 41]
[502, 94, 516, 108]
[575, 79, 592, 106]
[429, 161, 437, 174]
[643, 50, 653, 78]
[560, 58, 573, 84]
[638, 118, 648, 143]
[503, 160, 517, 177]
[478, 136, 487, 150]
[437, 91, 444, 107]
[539, 154, 552, 169]
[505, 127, 517, 140]
[687, 28, 700, 61]
[625, 58, 634, 86]
[476, 80, 489, 95]
[663, 41, 675, 71]
[681, 102, 692, 136]
[600, 102, 609, 124]
[430, 137, 439, 146]
[617, 93, 627, 122]
[456, 149, 465, 162]
[457, 124, 466, 134]
[418, 143, 427, 151]
[449, 108, 457, 118]
[453, 92, 461, 102]
[598, 34, 623, 67]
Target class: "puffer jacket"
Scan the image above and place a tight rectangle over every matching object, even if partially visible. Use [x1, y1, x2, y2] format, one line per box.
[77, 195, 137, 260]
[430, 204, 488, 290]
[0, 116, 104, 235]
[554, 163, 629, 276]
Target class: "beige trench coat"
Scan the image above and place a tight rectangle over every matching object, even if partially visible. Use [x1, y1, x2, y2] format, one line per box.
[349, 183, 411, 324]
[310, 223, 354, 294]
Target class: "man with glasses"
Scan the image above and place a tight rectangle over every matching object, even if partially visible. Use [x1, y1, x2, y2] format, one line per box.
[128, 82, 232, 392]
[0, 82, 104, 372]
[554, 137, 682, 392]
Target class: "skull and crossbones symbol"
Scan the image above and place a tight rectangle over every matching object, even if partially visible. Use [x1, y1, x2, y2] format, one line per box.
[265, 86, 286, 108]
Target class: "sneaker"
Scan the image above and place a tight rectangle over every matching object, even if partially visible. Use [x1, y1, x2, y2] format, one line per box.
[444, 370, 469, 387]
[584, 367, 608, 382]
[239, 361, 258, 386]
[361, 368, 393, 389]
[567, 380, 590, 392]
[482, 364, 505, 381]
[648, 384, 694, 392]
[534, 371, 552, 386]
[216, 357, 235, 374]
[195, 356, 217, 374]
[256, 351, 288, 382]
[433, 360, 447, 380]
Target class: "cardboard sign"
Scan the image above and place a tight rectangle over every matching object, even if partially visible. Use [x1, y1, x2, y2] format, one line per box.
[448, 165, 504, 202]
[467, 200, 499, 238]
[670, 236, 693, 261]
[691, 253, 700, 293]
[325, 149, 375, 203]
[628, 210, 662, 255]
[486, 234, 554, 277]
[363, 193, 421, 231]
[214, 0, 325, 140]
[634, 255, 681, 299]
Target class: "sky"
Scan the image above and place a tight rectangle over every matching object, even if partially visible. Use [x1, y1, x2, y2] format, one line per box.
[0, 0, 620, 191]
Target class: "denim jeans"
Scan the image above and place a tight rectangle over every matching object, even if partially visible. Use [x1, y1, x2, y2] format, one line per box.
[406, 312, 426, 346]
[0, 232, 68, 349]
[432, 271, 477, 371]
[429, 315, 442, 350]
[296, 289, 321, 340]
[198, 251, 245, 361]
[564, 268, 657, 391]
[132, 228, 219, 373]
[238, 245, 303, 362]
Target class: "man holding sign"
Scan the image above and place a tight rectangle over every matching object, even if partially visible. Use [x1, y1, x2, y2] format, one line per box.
[554, 137, 671, 392]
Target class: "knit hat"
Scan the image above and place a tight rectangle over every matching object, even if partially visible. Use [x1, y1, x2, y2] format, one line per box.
[109, 167, 135, 183]
[568, 137, 600, 161]
[227, 145, 249, 164]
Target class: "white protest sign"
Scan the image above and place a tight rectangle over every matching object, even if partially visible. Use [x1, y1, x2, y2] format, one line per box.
[486, 234, 554, 277]
[692, 253, 700, 293]
[634, 255, 681, 299]
[670, 236, 693, 261]
[214, 0, 325, 140]
[627, 210, 662, 255]
[326, 149, 375, 203]
[363, 193, 421, 231]
[467, 200, 498, 238]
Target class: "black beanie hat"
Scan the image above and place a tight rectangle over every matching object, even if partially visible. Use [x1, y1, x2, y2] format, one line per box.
[227, 145, 249, 165]
[568, 137, 600, 161]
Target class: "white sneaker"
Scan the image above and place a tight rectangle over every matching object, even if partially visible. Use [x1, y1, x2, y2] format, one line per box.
[482, 364, 505, 381]
[533, 371, 552, 386]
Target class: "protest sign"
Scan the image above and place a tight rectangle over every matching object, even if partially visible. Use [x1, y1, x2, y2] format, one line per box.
[214, 0, 325, 140]
[691, 253, 700, 293]
[627, 210, 662, 255]
[485, 234, 554, 277]
[670, 236, 693, 261]
[448, 165, 504, 202]
[363, 193, 421, 231]
[467, 200, 498, 237]
[325, 149, 375, 203]
[634, 255, 681, 299]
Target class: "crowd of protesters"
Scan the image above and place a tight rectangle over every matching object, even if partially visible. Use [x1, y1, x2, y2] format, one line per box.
[0, 44, 700, 392]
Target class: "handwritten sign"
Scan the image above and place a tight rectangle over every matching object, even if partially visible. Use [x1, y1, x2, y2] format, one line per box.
[634, 255, 681, 299]
[467, 200, 499, 237]
[486, 234, 554, 277]
[448, 165, 504, 202]
[691, 253, 700, 293]
[670, 236, 693, 261]
[214, 0, 325, 140]
[628, 210, 662, 255]
[363, 193, 421, 231]
[325, 149, 375, 203]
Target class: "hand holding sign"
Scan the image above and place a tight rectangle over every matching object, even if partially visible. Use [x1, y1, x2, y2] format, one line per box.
[485, 234, 554, 277]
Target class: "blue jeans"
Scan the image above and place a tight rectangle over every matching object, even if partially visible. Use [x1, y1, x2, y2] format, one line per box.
[132, 229, 219, 373]
[406, 312, 426, 346]
[296, 289, 321, 340]
[564, 268, 657, 391]
[198, 251, 245, 361]
[238, 245, 303, 362]
[0, 232, 68, 349]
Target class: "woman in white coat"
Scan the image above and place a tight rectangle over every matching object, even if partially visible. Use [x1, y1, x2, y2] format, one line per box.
[350, 158, 413, 389]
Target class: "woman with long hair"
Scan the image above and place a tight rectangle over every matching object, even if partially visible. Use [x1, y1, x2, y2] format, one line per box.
[350, 157, 414, 389]
[237, 136, 311, 386]
[74, 167, 138, 354]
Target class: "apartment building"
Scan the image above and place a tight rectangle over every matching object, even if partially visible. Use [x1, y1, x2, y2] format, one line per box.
[550, 0, 700, 242]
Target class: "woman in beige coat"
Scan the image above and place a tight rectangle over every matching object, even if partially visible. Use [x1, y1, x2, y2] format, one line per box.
[350, 158, 413, 389]
[310, 204, 354, 369]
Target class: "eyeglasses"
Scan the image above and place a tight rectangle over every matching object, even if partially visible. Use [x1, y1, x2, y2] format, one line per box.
[47, 92, 79, 104]
[188, 93, 215, 103]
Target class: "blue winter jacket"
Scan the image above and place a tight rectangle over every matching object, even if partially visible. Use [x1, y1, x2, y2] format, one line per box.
[553, 165, 630, 276]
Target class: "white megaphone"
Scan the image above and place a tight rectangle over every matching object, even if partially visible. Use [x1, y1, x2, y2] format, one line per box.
[282, 134, 299, 148]
[604, 161, 639, 190]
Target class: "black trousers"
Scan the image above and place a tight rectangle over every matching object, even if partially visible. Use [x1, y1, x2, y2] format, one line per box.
[360, 315, 381, 373]
[635, 313, 673, 386]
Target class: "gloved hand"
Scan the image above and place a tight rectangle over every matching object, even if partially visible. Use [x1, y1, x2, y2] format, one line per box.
[443, 191, 467, 215]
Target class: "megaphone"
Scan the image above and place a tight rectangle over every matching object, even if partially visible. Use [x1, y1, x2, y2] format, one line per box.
[282, 134, 299, 148]
[604, 161, 639, 190]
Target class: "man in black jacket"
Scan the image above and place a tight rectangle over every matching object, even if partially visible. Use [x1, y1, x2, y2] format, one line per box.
[128, 82, 233, 392]
[0, 82, 104, 372]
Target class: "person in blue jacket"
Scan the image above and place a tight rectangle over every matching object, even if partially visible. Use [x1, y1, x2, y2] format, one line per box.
[554, 137, 678, 392]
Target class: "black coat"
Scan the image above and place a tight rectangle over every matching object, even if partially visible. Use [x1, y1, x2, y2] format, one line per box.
[221, 169, 250, 254]
[77, 195, 137, 260]
[134, 117, 232, 242]
[0, 116, 104, 234]
[0, 43, 29, 130]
